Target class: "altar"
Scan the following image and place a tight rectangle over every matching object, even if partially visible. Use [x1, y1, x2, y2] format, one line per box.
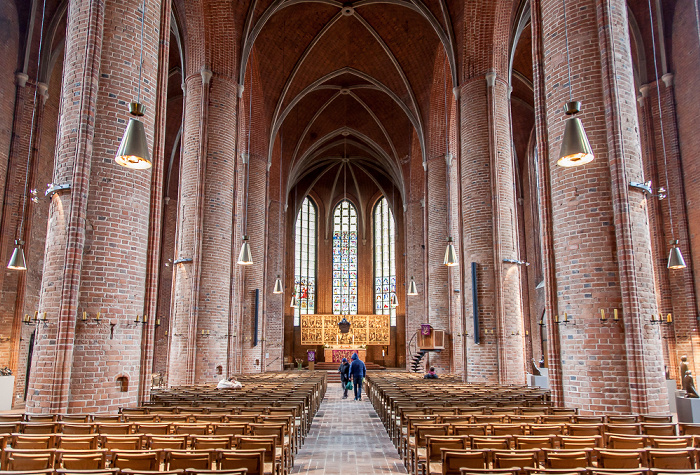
[324, 348, 367, 363]
[300, 314, 390, 346]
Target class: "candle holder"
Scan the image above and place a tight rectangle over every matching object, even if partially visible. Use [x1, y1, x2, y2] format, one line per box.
[650, 313, 673, 325]
[599, 308, 622, 324]
[554, 313, 570, 325]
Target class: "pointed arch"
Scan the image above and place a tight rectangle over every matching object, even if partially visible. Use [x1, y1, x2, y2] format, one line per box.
[294, 196, 317, 325]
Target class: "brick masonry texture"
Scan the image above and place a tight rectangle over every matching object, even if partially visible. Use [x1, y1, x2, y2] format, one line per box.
[0, 0, 696, 417]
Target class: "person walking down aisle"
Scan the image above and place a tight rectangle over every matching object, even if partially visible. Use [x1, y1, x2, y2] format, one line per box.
[350, 353, 366, 401]
[339, 357, 351, 399]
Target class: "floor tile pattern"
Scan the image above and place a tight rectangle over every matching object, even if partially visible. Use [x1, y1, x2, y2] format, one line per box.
[291, 384, 408, 474]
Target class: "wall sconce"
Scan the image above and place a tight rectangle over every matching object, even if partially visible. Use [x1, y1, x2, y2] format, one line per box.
[525, 330, 529, 337]
[554, 313, 570, 325]
[155, 317, 161, 327]
[133, 315, 148, 325]
[599, 308, 621, 324]
[651, 313, 673, 325]
[201, 329, 210, 336]
[79, 311, 103, 324]
[503, 258, 530, 266]
[25, 311, 48, 326]
[629, 181, 666, 200]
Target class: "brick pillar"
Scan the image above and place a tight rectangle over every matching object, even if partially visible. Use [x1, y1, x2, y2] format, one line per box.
[27, 0, 161, 414]
[425, 153, 451, 374]
[404, 198, 425, 369]
[638, 76, 699, 383]
[459, 73, 526, 385]
[263, 194, 285, 372]
[168, 70, 238, 385]
[240, 153, 268, 373]
[537, 0, 667, 413]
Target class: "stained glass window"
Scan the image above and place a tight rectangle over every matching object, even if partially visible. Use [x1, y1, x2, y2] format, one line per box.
[332, 200, 358, 314]
[294, 197, 316, 326]
[374, 197, 396, 326]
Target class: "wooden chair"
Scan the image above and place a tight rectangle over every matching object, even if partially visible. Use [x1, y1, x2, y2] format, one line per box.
[2, 448, 55, 471]
[514, 436, 557, 450]
[524, 469, 588, 475]
[165, 450, 217, 471]
[643, 424, 678, 437]
[54, 470, 118, 475]
[100, 435, 143, 450]
[567, 424, 604, 437]
[26, 415, 58, 423]
[192, 435, 234, 450]
[492, 424, 528, 436]
[589, 471, 649, 475]
[441, 450, 489, 475]
[679, 424, 700, 436]
[460, 470, 519, 475]
[146, 434, 189, 450]
[421, 435, 469, 475]
[492, 449, 541, 472]
[649, 436, 693, 449]
[60, 415, 92, 423]
[647, 449, 695, 470]
[529, 425, 566, 436]
[0, 415, 24, 424]
[606, 425, 642, 436]
[0, 471, 54, 475]
[59, 423, 95, 435]
[409, 424, 450, 474]
[606, 435, 647, 449]
[91, 415, 122, 424]
[451, 424, 488, 436]
[608, 416, 640, 424]
[234, 436, 278, 475]
[218, 449, 266, 475]
[595, 449, 645, 469]
[213, 424, 250, 437]
[183, 470, 249, 475]
[10, 433, 56, 449]
[558, 436, 603, 449]
[55, 449, 108, 470]
[20, 422, 58, 434]
[97, 424, 132, 435]
[248, 423, 289, 473]
[135, 423, 172, 435]
[470, 435, 512, 449]
[542, 449, 591, 469]
[575, 416, 605, 424]
[174, 423, 211, 436]
[57, 434, 100, 450]
[648, 470, 700, 474]
[641, 416, 674, 424]
[120, 470, 185, 475]
[111, 450, 160, 471]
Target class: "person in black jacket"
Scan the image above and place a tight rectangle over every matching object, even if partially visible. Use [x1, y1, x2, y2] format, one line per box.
[338, 357, 351, 399]
[349, 352, 367, 401]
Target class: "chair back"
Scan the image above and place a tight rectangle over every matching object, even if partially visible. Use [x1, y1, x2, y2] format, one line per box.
[441, 450, 488, 474]
[218, 448, 265, 475]
[166, 450, 214, 470]
[57, 449, 107, 470]
[595, 449, 643, 469]
[647, 449, 694, 469]
[111, 450, 159, 471]
[57, 435, 99, 450]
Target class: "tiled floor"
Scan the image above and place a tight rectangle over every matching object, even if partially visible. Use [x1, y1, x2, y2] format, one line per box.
[291, 384, 408, 474]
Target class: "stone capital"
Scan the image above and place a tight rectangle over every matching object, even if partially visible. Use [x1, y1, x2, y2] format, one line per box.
[485, 71, 497, 88]
[661, 73, 674, 88]
[16, 72, 28, 87]
[200, 68, 213, 85]
[37, 82, 49, 104]
[639, 84, 651, 98]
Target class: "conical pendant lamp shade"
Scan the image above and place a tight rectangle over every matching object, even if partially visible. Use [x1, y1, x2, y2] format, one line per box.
[390, 293, 398, 308]
[408, 277, 418, 296]
[273, 276, 283, 294]
[237, 236, 253, 265]
[115, 102, 152, 169]
[444, 237, 458, 267]
[290, 294, 298, 308]
[668, 239, 687, 269]
[558, 102, 594, 167]
[7, 240, 26, 270]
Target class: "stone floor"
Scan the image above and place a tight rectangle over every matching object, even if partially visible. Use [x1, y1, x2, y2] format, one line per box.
[291, 383, 408, 474]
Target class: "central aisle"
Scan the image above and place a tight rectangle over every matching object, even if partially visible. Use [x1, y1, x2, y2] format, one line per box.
[291, 383, 408, 474]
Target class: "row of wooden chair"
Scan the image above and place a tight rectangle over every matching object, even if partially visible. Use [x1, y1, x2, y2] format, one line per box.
[459, 469, 700, 475]
[0, 445, 280, 474]
[0, 470, 248, 475]
[411, 443, 700, 475]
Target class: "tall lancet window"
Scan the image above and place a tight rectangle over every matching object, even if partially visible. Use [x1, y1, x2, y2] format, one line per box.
[332, 200, 358, 314]
[294, 197, 316, 326]
[374, 197, 396, 326]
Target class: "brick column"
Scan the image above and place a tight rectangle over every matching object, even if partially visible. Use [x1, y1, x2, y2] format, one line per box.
[538, 0, 667, 413]
[404, 198, 425, 369]
[27, 0, 161, 414]
[459, 73, 526, 384]
[240, 153, 268, 373]
[167, 70, 238, 385]
[425, 153, 451, 374]
[263, 194, 285, 372]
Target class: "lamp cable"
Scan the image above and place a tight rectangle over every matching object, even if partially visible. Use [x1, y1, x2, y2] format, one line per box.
[562, 0, 573, 102]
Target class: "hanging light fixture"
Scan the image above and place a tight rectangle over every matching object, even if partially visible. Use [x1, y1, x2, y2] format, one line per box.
[645, 0, 686, 269]
[290, 293, 298, 308]
[273, 275, 283, 294]
[237, 236, 253, 265]
[237, 54, 255, 266]
[8, 0, 48, 270]
[408, 276, 418, 296]
[444, 237, 458, 266]
[115, 0, 151, 169]
[557, 0, 594, 167]
[8, 240, 26, 271]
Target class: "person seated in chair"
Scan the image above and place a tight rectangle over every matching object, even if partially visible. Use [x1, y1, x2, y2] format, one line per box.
[424, 367, 438, 379]
[217, 376, 243, 389]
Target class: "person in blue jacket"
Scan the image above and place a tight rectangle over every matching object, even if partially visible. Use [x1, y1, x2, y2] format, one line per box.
[349, 352, 367, 401]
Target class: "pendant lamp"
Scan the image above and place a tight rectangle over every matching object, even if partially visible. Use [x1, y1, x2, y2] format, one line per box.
[558, 101, 594, 167]
[444, 237, 458, 267]
[556, 0, 594, 168]
[668, 240, 687, 269]
[116, 102, 151, 169]
[237, 236, 253, 265]
[290, 293, 298, 308]
[7, 240, 26, 271]
[273, 275, 283, 294]
[407, 276, 418, 296]
[9, 0, 48, 270]
[390, 293, 398, 308]
[115, 0, 151, 169]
